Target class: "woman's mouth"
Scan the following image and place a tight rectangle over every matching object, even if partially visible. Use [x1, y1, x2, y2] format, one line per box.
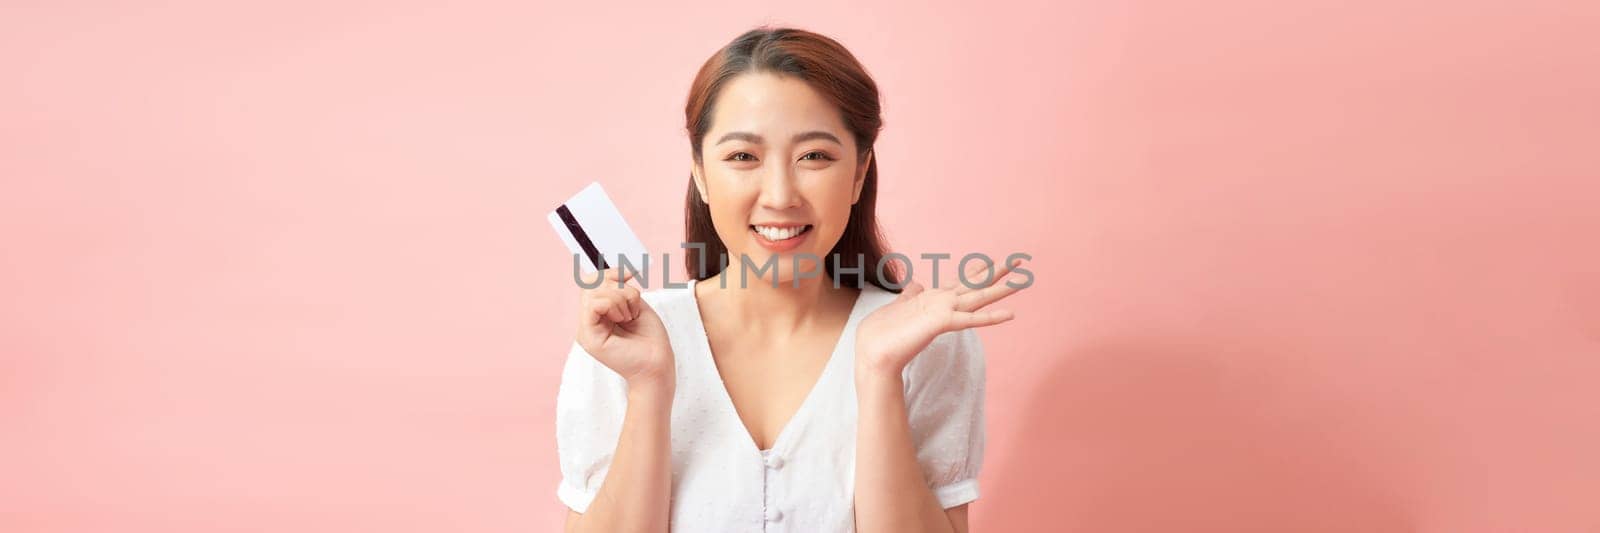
[750, 224, 813, 252]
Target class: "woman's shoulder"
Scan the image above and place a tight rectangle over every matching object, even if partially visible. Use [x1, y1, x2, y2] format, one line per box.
[638, 281, 696, 311]
[637, 282, 703, 333]
[903, 327, 986, 388]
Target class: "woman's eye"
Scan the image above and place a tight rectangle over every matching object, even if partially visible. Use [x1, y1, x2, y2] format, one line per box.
[727, 152, 756, 162]
[800, 152, 834, 161]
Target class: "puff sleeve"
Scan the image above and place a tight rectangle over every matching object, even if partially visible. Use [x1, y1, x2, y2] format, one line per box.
[554, 340, 629, 513]
[900, 327, 987, 509]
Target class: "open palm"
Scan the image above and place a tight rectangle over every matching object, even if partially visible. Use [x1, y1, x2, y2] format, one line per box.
[856, 258, 1028, 376]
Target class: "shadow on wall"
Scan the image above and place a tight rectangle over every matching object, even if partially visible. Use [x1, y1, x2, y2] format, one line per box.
[975, 336, 1416, 533]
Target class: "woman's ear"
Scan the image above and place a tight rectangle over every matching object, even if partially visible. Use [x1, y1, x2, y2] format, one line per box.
[851, 150, 873, 205]
[691, 163, 709, 203]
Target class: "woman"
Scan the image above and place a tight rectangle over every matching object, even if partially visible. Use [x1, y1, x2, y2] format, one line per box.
[556, 27, 1028, 532]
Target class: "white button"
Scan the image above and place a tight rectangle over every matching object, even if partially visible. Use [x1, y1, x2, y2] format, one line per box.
[764, 454, 785, 470]
[765, 508, 784, 522]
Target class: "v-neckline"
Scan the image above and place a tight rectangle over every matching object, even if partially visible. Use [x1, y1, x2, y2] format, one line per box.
[687, 278, 869, 456]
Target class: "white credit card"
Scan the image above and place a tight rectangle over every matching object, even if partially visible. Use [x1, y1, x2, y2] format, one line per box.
[547, 182, 651, 276]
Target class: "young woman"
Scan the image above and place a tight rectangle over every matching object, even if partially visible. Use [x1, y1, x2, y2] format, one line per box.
[556, 27, 1028, 532]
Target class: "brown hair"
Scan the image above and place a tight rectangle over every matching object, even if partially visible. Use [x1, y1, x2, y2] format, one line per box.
[682, 27, 901, 292]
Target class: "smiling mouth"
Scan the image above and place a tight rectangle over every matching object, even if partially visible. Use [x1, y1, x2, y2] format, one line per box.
[749, 224, 814, 242]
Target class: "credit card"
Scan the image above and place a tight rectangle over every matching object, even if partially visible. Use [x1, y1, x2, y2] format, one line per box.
[547, 182, 651, 277]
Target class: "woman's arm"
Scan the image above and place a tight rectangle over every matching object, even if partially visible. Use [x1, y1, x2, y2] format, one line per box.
[564, 376, 675, 533]
[854, 367, 969, 533]
[562, 268, 677, 532]
[852, 259, 1027, 532]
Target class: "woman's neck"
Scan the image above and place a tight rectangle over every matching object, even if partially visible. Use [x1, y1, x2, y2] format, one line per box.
[699, 269, 855, 340]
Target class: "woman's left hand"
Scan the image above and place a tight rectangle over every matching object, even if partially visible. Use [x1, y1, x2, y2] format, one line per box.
[856, 258, 1029, 378]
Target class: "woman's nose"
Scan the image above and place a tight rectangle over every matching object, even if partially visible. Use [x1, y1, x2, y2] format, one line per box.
[757, 164, 801, 209]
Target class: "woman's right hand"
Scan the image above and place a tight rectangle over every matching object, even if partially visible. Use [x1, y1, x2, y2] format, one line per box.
[575, 268, 675, 389]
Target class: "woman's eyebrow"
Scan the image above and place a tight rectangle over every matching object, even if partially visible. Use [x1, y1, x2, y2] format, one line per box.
[792, 131, 842, 145]
[714, 131, 842, 146]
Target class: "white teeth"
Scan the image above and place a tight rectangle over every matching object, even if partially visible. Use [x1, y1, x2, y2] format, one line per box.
[753, 225, 808, 241]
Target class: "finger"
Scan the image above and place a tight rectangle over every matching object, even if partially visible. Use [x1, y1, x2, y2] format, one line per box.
[608, 290, 633, 323]
[953, 257, 1020, 295]
[579, 268, 606, 288]
[620, 285, 641, 322]
[585, 295, 617, 326]
[604, 267, 636, 287]
[956, 273, 1028, 312]
[898, 280, 925, 300]
[949, 308, 1015, 330]
[626, 294, 643, 323]
[605, 301, 629, 324]
[590, 294, 628, 324]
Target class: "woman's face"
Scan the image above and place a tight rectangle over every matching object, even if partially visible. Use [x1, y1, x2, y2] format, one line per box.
[692, 72, 870, 285]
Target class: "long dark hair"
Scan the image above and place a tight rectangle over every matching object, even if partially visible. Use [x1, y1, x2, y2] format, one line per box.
[682, 27, 901, 293]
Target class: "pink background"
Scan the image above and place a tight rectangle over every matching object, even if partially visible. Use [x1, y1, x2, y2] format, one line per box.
[4, 1, 1598, 531]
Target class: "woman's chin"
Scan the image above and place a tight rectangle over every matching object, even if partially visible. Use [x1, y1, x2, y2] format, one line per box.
[720, 249, 831, 287]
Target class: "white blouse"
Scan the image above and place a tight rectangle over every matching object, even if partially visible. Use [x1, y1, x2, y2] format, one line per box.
[555, 278, 986, 532]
